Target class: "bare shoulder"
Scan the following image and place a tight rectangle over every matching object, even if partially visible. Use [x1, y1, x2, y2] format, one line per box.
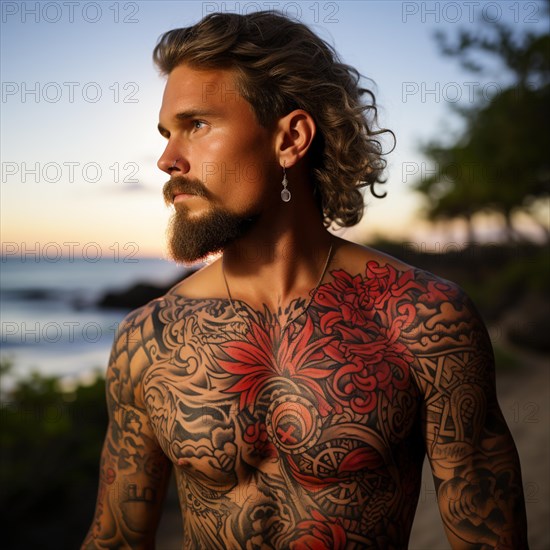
[107, 299, 166, 409]
[335, 237, 458, 296]
[334, 238, 414, 274]
[166, 259, 225, 300]
[117, 261, 221, 336]
[334, 238, 490, 353]
[337, 237, 470, 294]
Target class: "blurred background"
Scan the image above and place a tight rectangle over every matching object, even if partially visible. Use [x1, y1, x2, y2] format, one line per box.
[1, 1, 548, 548]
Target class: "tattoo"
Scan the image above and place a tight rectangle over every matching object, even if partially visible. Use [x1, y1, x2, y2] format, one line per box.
[85, 260, 527, 548]
[402, 271, 528, 548]
[83, 313, 172, 549]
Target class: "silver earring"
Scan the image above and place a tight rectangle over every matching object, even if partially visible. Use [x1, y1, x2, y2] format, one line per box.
[281, 163, 291, 202]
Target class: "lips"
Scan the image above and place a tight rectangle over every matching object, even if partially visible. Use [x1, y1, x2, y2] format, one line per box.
[163, 176, 207, 206]
[173, 191, 196, 203]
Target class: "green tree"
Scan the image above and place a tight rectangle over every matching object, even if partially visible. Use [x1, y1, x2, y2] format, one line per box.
[415, 3, 550, 241]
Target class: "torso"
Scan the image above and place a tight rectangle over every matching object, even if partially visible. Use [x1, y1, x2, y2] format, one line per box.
[132, 245, 451, 549]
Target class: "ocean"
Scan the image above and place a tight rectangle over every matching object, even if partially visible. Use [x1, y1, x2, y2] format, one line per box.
[1, 257, 187, 387]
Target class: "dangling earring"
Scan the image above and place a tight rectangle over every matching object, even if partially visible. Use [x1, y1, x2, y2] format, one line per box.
[281, 162, 291, 202]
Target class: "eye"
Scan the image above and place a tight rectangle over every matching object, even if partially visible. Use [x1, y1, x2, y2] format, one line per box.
[192, 120, 207, 130]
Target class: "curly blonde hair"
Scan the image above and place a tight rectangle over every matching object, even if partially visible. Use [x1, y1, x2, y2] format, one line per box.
[153, 11, 394, 227]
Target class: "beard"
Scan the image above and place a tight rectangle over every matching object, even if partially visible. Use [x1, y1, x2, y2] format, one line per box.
[163, 176, 258, 264]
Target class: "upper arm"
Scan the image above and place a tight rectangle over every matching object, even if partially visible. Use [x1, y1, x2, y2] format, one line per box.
[83, 310, 172, 549]
[408, 278, 528, 549]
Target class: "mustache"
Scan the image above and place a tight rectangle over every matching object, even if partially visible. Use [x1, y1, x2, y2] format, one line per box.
[163, 176, 209, 205]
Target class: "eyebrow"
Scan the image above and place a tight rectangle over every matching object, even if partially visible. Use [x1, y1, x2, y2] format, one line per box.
[157, 109, 219, 136]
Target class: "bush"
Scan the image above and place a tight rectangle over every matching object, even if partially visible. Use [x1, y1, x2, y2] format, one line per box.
[1, 358, 107, 549]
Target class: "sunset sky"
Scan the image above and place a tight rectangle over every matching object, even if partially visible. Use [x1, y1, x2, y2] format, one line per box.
[2, 1, 547, 259]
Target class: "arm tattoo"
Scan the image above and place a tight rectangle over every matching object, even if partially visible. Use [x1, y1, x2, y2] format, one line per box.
[404, 272, 529, 548]
[83, 311, 171, 549]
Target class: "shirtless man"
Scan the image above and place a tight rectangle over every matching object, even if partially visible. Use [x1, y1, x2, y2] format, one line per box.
[83, 11, 528, 549]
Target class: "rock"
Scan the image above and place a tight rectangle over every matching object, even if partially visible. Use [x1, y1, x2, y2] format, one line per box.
[97, 269, 196, 310]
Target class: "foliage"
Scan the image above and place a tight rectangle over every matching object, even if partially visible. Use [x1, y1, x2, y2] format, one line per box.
[414, 4, 550, 240]
[0, 359, 107, 549]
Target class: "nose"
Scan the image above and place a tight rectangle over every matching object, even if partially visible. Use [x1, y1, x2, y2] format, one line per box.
[157, 144, 189, 175]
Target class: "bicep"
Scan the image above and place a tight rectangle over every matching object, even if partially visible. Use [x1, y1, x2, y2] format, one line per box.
[83, 316, 172, 549]
[410, 283, 528, 548]
[423, 364, 526, 548]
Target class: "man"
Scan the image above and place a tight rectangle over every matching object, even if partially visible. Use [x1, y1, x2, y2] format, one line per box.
[83, 11, 528, 549]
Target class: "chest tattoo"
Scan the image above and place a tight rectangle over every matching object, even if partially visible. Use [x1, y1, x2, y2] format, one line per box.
[138, 261, 461, 548]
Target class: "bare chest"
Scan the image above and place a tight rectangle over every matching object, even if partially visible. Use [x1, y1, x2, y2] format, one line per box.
[141, 301, 422, 492]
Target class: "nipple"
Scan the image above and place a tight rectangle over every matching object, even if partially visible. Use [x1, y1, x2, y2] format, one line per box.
[177, 458, 192, 468]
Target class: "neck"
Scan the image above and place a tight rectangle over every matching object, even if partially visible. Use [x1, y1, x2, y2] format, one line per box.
[221, 204, 336, 310]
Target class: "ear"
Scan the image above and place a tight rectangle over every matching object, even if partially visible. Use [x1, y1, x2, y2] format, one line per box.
[274, 109, 316, 168]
